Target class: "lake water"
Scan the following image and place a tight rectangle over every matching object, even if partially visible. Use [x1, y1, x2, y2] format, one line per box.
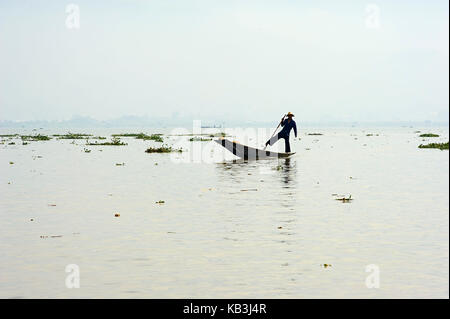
[0, 126, 448, 298]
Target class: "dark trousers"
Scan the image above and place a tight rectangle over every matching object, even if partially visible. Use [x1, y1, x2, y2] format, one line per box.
[267, 133, 291, 153]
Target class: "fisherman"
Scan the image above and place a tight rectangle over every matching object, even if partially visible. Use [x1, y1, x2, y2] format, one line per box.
[265, 112, 297, 153]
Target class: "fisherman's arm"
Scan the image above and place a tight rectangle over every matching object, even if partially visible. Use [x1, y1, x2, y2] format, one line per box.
[294, 122, 297, 137]
[280, 118, 285, 126]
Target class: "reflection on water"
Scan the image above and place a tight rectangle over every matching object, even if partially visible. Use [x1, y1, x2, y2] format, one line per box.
[215, 158, 299, 258]
[280, 158, 296, 187]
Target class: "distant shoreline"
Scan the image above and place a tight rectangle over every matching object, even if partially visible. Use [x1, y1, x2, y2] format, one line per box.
[1, 119, 448, 129]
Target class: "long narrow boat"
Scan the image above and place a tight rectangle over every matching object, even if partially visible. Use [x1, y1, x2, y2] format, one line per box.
[215, 138, 295, 160]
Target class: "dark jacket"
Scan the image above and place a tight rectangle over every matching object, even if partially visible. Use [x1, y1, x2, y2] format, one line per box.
[280, 119, 297, 137]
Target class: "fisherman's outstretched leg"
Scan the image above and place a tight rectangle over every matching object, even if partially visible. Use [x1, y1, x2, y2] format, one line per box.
[265, 133, 282, 147]
[284, 137, 291, 153]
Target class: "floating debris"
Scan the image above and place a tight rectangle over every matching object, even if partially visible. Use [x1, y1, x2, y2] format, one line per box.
[115, 163, 125, 166]
[321, 264, 332, 268]
[155, 200, 165, 204]
[277, 226, 283, 229]
[334, 195, 353, 202]
[418, 142, 448, 150]
[48, 204, 57, 207]
[9, 161, 14, 165]
[240, 189, 258, 192]
[308, 133, 323, 136]
[114, 213, 120, 217]
[84, 148, 91, 153]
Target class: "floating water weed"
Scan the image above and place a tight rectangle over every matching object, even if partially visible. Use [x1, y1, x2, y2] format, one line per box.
[418, 142, 448, 150]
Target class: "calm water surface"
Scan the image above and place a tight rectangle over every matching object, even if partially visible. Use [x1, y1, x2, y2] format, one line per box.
[0, 126, 448, 298]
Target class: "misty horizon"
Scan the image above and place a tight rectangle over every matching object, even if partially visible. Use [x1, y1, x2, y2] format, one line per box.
[0, 113, 448, 129]
[1, 1, 449, 123]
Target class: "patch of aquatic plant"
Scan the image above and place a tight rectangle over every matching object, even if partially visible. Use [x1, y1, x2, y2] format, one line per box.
[145, 145, 182, 153]
[189, 137, 212, 142]
[83, 148, 91, 153]
[21, 134, 51, 141]
[130, 133, 163, 142]
[209, 132, 227, 137]
[308, 133, 323, 136]
[86, 137, 127, 146]
[0, 134, 18, 137]
[8, 142, 15, 145]
[144, 134, 164, 142]
[418, 142, 449, 150]
[419, 133, 439, 137]
[112, 133, 163, 142]
[171, 132, 227, 137]
[53, 133, 93, 139]
[112, 133, 142, 137]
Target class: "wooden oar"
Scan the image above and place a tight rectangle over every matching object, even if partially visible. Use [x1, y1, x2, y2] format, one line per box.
[263, 114, 286, 150]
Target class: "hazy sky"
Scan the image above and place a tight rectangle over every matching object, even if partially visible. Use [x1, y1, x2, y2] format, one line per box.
[0, 0, 448, 122]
